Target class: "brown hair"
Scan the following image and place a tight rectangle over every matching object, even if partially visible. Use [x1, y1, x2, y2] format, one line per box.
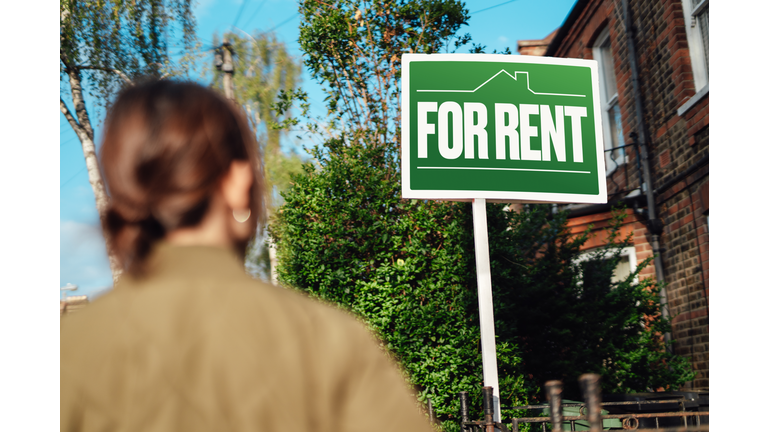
[99, 79, 265, 275]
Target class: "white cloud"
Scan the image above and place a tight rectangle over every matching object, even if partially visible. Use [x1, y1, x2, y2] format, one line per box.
[60, 220, 113, 299]
[498, 36, 509, 43]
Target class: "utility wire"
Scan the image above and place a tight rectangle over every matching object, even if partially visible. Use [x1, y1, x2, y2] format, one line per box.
[471, 0, 520, 15]
[232, 0, 250, 30]
[241, 0, 268, 31]
[61, 166, 87, 188]
[265, 13, 300, 33]
[61, 137, 78, 147]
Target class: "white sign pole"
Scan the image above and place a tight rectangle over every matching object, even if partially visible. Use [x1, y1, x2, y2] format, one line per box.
[471, 198, 501, 422]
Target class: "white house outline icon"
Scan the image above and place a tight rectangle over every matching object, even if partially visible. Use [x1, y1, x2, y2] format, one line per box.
[416, 69, 586, 98]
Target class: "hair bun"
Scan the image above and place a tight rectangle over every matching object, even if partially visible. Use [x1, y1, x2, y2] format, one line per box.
[105, 206, 165, 273]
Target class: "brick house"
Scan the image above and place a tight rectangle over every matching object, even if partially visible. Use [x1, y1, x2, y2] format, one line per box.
[517, 29, 558, 56]
[517, 0, 709, 391]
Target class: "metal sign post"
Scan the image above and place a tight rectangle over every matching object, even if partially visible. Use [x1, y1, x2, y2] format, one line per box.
[472, 197, 500, 421]
[400, 53, 607, 424]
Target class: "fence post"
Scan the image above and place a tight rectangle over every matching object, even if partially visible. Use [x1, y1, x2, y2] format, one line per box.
[460, 391, 470, 432]
[579, 374, 602, 432]
[545, 381, 564, 432]
[482, 386, 495, 432]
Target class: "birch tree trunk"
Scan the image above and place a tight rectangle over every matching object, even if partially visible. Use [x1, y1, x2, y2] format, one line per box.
[268, 237, 278, 285]
[60, 78, 123, 285]
[61, 8, 122, 285]
[60, 0, 197, 287]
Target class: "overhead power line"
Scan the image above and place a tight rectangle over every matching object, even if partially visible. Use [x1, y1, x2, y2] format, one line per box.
[61, 137, 78, 147]
[241, 0, 268, 31]
[471, 0, 521, 15]
[61, 166, 87, 188]
[231, 0, 250, 30]
[265, 13, 300, 33]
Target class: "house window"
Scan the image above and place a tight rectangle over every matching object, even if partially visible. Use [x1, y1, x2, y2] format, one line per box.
[682, 0, 709, 91]
[576, 246, 638, 286]
[592, 27, 626, 175]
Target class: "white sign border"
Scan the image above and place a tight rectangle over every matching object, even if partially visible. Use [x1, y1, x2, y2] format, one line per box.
[401, 53, 607, 204]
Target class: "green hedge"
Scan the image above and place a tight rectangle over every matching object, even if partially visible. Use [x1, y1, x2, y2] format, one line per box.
[271, 139, 532, 430]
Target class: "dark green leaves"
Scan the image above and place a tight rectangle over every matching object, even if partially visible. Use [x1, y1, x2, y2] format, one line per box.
[270, 138, 531, 429]
[487, 205, 694, 400]
[272, 2, 692, 429]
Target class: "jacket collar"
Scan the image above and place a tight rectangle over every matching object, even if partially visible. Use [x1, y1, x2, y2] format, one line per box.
[122, 242, 247, 286]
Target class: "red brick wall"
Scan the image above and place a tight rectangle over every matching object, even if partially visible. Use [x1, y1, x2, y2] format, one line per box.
[548, 0, 709, 391]
[566, 209, 656, 281]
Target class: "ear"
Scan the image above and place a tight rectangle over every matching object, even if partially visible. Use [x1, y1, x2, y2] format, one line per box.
[220, 160, 253, 212]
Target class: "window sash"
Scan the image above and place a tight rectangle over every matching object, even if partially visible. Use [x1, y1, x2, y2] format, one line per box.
[593, 29, 625, 174]
[682, 0, 709, 91]
[697, 8, 709, 71]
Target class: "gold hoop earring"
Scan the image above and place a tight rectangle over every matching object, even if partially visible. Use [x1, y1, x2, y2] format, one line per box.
[233, 209, 251, 223]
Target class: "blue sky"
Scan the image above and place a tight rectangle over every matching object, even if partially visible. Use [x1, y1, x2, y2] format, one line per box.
[60, 0, 578, 299]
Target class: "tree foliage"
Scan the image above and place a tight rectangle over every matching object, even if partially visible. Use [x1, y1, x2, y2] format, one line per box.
[298, 0, 470, 149]
[271, 140, 532, 430]
[487, 205, 695, 400]
[60, 0, 198, 109]
[273, 2, 531, 430]
[208, 31, 306, 282]
[211, 31, 304, 208]
[273, 1, 692, 430]
[60, 0, 199, 282]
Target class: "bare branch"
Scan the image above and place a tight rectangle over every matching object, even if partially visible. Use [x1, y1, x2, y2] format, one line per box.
[60, 98, 87, 142]
[76, 66, 134, 85]
[65, 68, 95, 142]
[159, 71, 177, 80]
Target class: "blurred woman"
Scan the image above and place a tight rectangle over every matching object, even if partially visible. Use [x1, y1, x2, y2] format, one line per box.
[60, 80, 431, 432]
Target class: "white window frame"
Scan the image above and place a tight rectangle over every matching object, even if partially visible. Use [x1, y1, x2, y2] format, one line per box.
[681, 0, 709, 92]
[574, 246, 639, 285]
[592, 27, 626, 175]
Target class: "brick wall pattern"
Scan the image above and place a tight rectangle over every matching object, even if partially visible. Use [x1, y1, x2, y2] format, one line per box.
[546, 0, 709, 391]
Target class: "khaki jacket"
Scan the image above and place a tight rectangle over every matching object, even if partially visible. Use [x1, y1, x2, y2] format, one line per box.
[61, 244, 432, 432]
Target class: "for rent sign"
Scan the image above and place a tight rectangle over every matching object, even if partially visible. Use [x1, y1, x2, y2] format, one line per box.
[402, 54, 607, 204]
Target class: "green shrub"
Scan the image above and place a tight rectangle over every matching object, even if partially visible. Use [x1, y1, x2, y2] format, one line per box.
[271, 138, 532, 430]
[487, 204, 695, 400]
[271, 2, 693, 428]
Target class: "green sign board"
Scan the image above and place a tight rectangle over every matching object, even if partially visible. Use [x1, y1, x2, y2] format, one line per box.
[401, 54, 607, 203]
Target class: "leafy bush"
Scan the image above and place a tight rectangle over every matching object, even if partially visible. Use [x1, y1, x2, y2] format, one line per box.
[271, 2, 693, 429]
[271, 138, 532, 431]
[487, 205, 695, 400]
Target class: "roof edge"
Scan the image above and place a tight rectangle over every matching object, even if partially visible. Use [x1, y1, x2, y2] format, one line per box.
[544, 0, 589, 57]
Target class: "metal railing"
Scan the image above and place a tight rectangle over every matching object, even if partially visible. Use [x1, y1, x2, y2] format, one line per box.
[605, 138, 643, 201]
[459, 374, 708, 432]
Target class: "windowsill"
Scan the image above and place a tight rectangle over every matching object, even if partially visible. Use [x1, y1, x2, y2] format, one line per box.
[677, 84, 709, 116]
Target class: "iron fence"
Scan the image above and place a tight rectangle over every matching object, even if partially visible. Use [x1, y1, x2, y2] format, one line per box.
[458, 374, 708, 432]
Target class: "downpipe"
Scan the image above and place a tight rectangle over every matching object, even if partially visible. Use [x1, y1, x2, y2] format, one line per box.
[621, 0, 672, 350]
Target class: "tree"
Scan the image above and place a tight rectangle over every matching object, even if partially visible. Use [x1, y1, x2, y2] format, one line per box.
[271, 140, 532, 431]
[298, 0, 470, 148]
[209, 31, 305, 282]
[487, 205, 695, 400]
[60, 0, 198, 282]
[272, 2, 534, 430]
[273, 1, 692, 429]
[211, 31, 304, 208]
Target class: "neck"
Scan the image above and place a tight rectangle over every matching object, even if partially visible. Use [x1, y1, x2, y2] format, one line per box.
[164, 196, 232, 249]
